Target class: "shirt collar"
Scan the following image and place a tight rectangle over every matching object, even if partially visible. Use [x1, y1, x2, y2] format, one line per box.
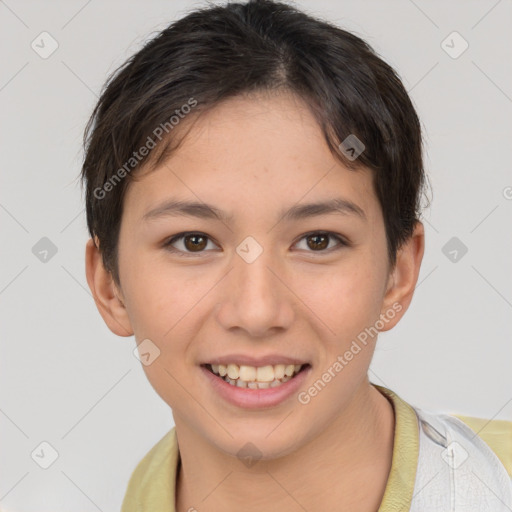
[374, 384, 419, 512]
[121, 384, 420, 511]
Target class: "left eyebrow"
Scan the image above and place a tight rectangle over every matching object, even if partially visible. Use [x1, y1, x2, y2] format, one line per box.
[142, 197, 366, 223]
[278, 198, 367, 222]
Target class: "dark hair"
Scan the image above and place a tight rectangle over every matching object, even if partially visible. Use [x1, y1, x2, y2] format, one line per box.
[80, 0, 427, 286]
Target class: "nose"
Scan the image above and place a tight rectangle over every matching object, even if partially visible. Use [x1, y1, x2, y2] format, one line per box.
[215, 244, 295, 338]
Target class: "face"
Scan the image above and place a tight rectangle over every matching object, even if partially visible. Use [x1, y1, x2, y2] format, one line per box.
[102, 91, 411, 459]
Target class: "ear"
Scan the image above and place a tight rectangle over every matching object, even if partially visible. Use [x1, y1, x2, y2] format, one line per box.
[379, 221, 425, 331]
[85, 237, 133, 337]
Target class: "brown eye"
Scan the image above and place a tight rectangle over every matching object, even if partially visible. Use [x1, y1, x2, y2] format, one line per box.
[294, 231, 347, 254]
[306, 233, 329, 251]
[183, 234, 208, 252]
[164, 232, 218, 256]
[164, 231, 347, 258]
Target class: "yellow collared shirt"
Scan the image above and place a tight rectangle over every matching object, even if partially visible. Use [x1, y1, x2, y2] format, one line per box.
[121, 385, 512, 511]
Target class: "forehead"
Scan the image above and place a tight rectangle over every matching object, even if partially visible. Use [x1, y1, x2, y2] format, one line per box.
[123, 91, 379, 226]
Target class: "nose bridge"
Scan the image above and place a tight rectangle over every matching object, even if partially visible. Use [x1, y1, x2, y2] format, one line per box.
[237, 247, 275, 298]
[216, 236, 294, 335]
[235, 238, 280, 307]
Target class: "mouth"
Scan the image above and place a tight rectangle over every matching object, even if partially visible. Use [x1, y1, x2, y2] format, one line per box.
[202, 362, 311, 389]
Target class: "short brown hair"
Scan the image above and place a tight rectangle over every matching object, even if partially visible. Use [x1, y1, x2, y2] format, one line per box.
[80, 0, 427, 285]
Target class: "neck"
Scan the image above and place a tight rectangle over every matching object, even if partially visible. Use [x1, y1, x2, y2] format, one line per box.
[175, 381, 395, 512]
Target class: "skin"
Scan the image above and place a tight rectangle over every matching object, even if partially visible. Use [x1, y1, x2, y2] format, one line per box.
[86, 89, 424, 512]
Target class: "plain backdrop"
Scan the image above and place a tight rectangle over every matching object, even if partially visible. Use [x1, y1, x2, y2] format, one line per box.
[1, 0, 511, 510]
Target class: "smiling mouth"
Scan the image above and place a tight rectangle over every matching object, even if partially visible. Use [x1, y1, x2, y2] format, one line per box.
[203, 363, 311, 389]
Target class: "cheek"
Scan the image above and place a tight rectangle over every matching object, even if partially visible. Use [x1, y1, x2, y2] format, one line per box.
[119, 244, 189, 335]
[307, 257, 386, 340]
[123, 258, 198, 407]
[298, 261, 387, 411]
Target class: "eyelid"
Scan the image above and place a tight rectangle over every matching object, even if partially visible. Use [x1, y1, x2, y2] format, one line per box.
[163, 230, 349, 256]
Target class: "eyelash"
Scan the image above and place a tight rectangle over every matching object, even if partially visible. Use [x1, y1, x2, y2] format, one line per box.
[162, 231, 349, 257]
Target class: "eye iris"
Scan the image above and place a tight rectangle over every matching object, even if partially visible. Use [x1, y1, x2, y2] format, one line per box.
[184, 234, 207, 251]
[307, 234, 328, 250]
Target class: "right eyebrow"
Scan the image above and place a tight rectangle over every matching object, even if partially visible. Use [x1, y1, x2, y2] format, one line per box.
[142, 199, 231, 223]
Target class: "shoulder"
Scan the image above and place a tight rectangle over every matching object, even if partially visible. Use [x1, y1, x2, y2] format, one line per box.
[411, 406, 512, 511]
[453, 414, 512, 478]
[121, 427, 178, 511]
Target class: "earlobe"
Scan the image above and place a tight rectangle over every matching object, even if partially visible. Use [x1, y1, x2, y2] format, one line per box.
[379, 221, 425, 331]
[85, 237, 133, 337]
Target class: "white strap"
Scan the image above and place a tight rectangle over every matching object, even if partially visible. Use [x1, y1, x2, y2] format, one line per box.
[409, 407, 512, 511]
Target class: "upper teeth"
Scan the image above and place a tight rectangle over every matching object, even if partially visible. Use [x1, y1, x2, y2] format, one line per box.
[211, 363, 303, 382]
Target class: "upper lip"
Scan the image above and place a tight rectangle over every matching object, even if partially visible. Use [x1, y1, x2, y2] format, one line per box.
[202, 354, 310, 367]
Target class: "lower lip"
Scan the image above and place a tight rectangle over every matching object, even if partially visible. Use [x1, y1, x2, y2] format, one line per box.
[200, 365, 312, 409]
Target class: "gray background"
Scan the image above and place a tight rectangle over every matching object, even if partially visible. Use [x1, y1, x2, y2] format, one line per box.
[1, 0, 511, 510]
